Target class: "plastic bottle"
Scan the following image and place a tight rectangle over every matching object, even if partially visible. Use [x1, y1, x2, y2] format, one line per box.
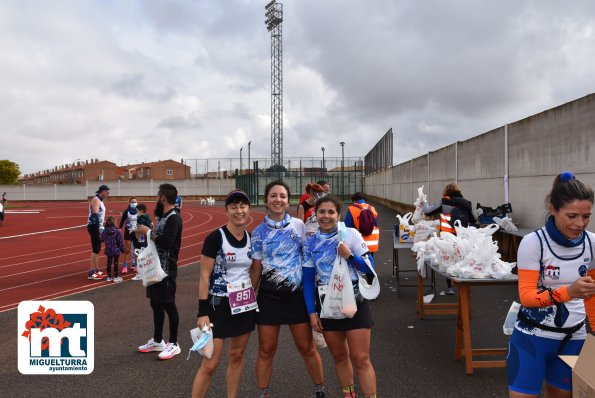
[503, 301, 520, 335]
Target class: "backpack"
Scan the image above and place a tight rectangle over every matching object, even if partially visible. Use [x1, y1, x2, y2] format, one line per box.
[354, 204, 376, 236]
[449, 205, 471, 229]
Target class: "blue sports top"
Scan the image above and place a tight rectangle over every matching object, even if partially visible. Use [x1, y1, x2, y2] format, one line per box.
[251, 215, 306, 295]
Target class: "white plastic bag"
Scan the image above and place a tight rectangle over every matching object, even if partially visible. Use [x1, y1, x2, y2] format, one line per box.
[493, 216, 518, 232]
[413, 220, 437, 243]
[313, 331, 327, 348]
[320, 255, 357, 319]
[357, 261, 380, 300]
[135, 231, 168, 287]
[187, 324, 214, 359]
[411, 185, 427, 224]
[503, 301, 520, 335]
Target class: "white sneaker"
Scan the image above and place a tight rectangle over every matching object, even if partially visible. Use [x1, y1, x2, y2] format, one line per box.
[138, 338, 166, 353]
[158, 342, 181, 360]
[132, 274, 142, 281]
[106, 277, 112, 282]
[113, 277, 123, 283]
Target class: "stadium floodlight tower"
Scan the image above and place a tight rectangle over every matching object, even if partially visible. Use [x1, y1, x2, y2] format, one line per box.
[265, 0, 283, 168]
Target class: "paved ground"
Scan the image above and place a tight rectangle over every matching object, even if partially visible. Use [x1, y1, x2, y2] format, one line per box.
[0, 202, 516, 397]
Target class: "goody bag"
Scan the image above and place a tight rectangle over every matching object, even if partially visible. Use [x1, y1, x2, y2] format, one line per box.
[135, 231, 168, 287]
[320, 255, 358, 319]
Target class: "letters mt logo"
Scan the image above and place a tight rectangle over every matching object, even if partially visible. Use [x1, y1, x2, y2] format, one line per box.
[18, 301, 94, 375]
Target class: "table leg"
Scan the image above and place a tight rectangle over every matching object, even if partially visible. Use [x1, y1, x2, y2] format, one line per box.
[455, 293, 463, 361]
[417, 273, 424, 318]
[459, 284, 474, 374]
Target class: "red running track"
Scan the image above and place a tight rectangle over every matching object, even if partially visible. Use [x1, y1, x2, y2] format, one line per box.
[0, 201, 264, 312]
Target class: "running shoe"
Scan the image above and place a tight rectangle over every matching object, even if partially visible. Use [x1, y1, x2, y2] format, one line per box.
[106, 277, 112, 282]
[122, 266, 128, 275]
[138, 338, 166, 353]
[158, 342, 181, 360]
[114, 277, 123, 283]
[444, 287, 455, 296]
[132, 274, 142, 281]
[316, 392, 326, 398]
[88, 273, 103, 281]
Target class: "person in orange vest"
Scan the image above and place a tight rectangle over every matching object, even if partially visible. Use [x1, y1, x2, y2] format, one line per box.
[422, 183, 477, 295]
[344, 193, 380, 255]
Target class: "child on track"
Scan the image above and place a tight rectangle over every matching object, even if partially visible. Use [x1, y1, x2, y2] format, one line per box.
[100, 216, 126, 283]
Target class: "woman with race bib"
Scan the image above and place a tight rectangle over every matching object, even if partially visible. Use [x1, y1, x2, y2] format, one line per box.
[251, 180, 326, 398]
[192, 190, 258, 398]
[303, 196, 377, 398]
[507, 172, 595, 398]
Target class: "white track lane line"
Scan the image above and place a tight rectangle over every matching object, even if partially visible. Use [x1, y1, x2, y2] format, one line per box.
[0, 224, 86, 240]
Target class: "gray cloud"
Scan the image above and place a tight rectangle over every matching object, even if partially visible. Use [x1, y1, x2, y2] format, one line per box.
[3, 0, 595, 175]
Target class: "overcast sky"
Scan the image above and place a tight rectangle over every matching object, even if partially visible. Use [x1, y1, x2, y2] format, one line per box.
[2, 0, 595, 175]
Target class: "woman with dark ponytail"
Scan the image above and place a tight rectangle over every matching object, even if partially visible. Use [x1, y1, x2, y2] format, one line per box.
[507, 172, 595, 398]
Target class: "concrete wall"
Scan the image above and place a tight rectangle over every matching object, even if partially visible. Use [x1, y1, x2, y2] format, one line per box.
[365, 93, 595, 229]
[0, 179, 238, 201]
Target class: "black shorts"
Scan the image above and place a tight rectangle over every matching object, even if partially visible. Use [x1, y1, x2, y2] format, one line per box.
[256, 290, 309, 325]
[123, 229, 133, 241]
[207, 296, 256, 339]
[146, 277, 177, 304]
[317, 292, 374, 332]
[87, 224, 101, 254]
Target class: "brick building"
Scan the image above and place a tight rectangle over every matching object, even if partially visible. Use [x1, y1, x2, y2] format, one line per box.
[125, 159, 190, 180]
[20, 159, 190, 184]
[20, 160, 124, 185]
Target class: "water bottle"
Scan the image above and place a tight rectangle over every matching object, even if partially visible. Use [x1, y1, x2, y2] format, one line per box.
[503, 301, 520, 335]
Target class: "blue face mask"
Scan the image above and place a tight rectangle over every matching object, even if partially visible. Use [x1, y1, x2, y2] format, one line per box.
[130, 203, 137, 209]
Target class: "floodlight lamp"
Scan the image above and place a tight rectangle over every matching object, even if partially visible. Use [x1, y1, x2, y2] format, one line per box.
[265, 0, 275, 10]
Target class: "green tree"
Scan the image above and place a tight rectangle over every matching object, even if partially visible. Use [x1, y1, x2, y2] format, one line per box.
[0, 160, 20, 184]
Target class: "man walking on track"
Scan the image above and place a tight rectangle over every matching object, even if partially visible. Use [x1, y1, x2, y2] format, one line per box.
[136, 183, 184, 360]
[87, 184, 109, 280]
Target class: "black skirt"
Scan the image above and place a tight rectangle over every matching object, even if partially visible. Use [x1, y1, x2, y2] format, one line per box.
[256, 289, 309, 325]
[317, 290, 374, 332]
[207, 296, 256, 339]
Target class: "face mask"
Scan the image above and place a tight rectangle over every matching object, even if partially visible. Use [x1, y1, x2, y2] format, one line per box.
[130, 203, 137, 209]
[154, 199, 164, 218]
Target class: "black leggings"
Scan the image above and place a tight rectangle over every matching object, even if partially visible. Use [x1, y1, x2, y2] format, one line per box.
[107, 256, 119, 277]
[150, 300, 179, 344]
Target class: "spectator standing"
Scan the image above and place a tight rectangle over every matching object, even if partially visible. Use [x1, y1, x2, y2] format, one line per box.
[136, 183, 183, 360]
[119, 197, 138, 274]
[87, 185, 109, 280]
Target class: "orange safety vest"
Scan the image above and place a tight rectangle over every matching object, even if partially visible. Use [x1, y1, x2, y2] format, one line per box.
[439, 196, 456, 234]
[348, 203, 379, 252]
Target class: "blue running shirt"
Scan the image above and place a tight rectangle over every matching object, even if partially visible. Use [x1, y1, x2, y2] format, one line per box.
[251, 217, 306, 294]
[303, 227, 369, 286]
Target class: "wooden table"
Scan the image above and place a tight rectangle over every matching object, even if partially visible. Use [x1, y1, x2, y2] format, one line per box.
[393, 234, 435, 294]
[494, 228, 534, 262]
[418, 263, 518, 374]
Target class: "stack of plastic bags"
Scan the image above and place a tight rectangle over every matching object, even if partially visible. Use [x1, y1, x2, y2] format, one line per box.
[412, 220, 515, 279]
[411, 185, 427, 224]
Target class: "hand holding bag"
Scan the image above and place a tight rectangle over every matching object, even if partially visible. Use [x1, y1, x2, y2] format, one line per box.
[320, 255, 357, 319]
[134, 231, 168, 287]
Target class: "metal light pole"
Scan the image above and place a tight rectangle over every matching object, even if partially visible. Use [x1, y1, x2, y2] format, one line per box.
[248, 141, 252, 174]
[321, 147, 325, 171]
[340, 142, 345, 198]
[240, 147, 243, 176]
[265, 1, 284, 167]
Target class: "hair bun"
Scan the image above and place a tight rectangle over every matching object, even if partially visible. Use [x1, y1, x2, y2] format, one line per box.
[560, 171, 575, 182]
